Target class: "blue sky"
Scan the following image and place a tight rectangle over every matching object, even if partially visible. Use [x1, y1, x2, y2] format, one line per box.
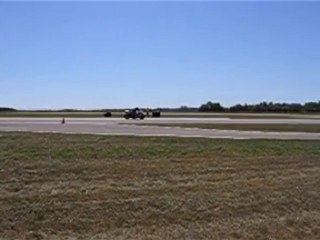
[1, 1, 319, 109]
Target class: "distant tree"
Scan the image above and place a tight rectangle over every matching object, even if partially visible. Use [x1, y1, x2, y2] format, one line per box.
[179, 105, 191, 112]
[199, 102, 224, 112]
[304, 101, 320, 112]
[229, 104, 249, 112]
[287, 103, 303, 112]
[228, 101, 320, 113]
[0, 107, 16, 112]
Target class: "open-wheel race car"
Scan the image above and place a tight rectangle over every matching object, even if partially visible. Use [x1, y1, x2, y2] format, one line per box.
[123, 108, 145, 120]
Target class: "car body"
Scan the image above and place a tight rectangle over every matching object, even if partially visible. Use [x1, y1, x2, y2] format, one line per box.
[124, 108, 145, 120]
[104, 112, 112, 117]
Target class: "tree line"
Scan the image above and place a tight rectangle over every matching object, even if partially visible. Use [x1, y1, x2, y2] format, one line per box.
[1, 101, 320, 113]
[0, 107, 16, 112]
[198, 101, 320, 113]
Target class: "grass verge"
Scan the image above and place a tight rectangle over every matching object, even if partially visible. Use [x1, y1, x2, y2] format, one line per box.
[0, 132, 319, 239]
[134, 123, 320, 133]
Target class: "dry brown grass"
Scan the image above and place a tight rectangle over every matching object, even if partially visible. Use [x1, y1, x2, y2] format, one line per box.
[0, 133, 319, 239]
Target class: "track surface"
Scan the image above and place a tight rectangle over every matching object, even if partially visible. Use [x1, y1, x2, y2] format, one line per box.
[1, 118, 320, 140]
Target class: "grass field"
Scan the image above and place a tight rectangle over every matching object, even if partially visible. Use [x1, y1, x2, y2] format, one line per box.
[0, 133, 319, 239]
[1, 111, 320, 119]
[134, 123, 320, 133]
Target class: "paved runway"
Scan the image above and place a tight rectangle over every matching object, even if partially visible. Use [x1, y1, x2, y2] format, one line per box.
[1, 118, 320, 140]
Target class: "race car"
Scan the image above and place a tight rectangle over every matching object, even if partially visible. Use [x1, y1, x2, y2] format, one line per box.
[123, 108, 145, 120]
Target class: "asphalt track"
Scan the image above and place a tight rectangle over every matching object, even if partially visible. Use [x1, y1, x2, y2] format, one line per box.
[1, 118, 320, 140]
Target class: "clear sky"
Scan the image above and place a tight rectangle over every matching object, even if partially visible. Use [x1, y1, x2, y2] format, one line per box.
[1, 1, 319, 109]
